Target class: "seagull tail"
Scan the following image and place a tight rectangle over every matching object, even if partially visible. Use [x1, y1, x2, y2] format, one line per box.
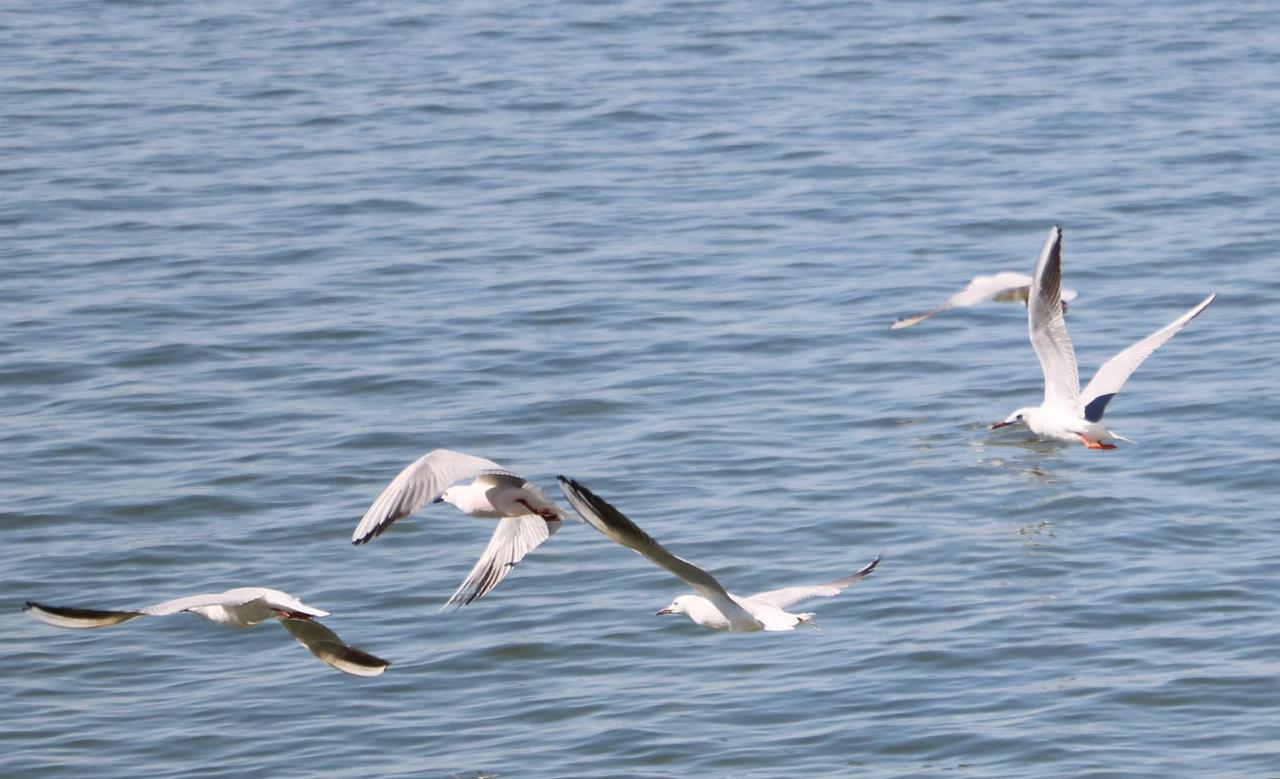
[1108, 430, 1137, 445]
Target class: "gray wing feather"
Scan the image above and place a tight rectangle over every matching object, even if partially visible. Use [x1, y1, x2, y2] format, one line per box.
[1079, 294, 1215, 421]
[352, 449, 513, 544]
[750, 556, 881, 609]
[441, 514, 561, 610]
[140, 588, 271, 616]
[1028, 226, 1082, 413]
[557, 476, 761, 630]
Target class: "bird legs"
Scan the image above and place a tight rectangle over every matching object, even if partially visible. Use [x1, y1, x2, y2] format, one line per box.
[1077, 433, 1116, 450]
[517, 499, 561, 522]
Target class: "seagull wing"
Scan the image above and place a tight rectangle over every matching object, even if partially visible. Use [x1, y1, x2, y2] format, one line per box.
[750, 555, 881, 610]
[557, 476, 761, 630]
[949, 272, 1034, 307]
[23, 601, 144, 629]
[139, 587, 272, 616]
[891, 272, 1033, 330]
[279, 618, 391, 677]
[440, 514, 561, 610]
[1079, 293, 1216, 422]
[352, 449, 514, 545]
[1027, 225, 1082, 413]
[24, 588, 287, 625]
[255, 589, 329, 618]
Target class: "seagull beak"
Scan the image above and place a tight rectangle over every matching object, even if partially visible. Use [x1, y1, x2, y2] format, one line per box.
[656, 608, 673, 616]
[991, 421, 1012, 430]
[431, 496, 444, 504]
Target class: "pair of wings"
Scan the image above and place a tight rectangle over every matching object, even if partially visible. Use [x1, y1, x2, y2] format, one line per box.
[891, 271, 1078, 330]
[352, 449, 560, 610]
[23, 593, 389, 677]
[557, 476, 878, 627]
[1028, 226, 1216, 420]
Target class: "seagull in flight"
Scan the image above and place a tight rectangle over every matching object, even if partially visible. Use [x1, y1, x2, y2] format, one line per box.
[23, 587, 390, 677]
[557, 476, 880, 632]
[891, 271, 1078, 330]
[991, 225, 1215, 449]
[352, 449, 563, 610]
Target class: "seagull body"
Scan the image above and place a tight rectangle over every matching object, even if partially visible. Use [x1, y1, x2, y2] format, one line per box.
[557, 476, 879, 632]
[23, 587, 390, 677]
[891, 271, 1078, 330]
[353, 449, 563, 609]
[992, 226, 1215, 449]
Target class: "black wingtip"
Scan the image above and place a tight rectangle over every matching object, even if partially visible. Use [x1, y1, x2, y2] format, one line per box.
[352, 518, 395, 547]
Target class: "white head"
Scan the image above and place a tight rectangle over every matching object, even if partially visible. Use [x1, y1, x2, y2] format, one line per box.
[434, 487, 460, 508]
[992, 406, 1037, 431]
[656, 595, 696, 618]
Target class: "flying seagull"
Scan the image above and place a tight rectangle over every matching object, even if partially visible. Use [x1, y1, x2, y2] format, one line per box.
[991, 225, 1215, 448]
[23, 587, 390, 677]
[352, 449, 563, 610]
[891, 271, 1078, 330]
[557, 476, 879, 632]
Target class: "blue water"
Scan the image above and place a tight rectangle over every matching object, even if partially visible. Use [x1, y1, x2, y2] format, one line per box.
[4, 1, 1279, 776]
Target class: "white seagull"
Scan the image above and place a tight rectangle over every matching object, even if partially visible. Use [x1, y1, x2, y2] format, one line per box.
[557, 476, 880, 632]
[891, 271, 1078, 330]
[352, 449, 563, 610]
[991, 225, 1216, 449]
[23, 587, 390, 677]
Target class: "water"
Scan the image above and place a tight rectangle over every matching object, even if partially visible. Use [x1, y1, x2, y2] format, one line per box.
[3, 1, 1279, 776]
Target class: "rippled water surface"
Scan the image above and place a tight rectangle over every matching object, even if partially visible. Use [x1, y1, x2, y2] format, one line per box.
[4, 1, 1279, 777]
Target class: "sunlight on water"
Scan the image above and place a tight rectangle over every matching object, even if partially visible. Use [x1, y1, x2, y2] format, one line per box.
[3, 1, 1278, 777]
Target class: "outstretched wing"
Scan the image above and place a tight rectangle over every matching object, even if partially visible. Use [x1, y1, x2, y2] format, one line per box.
[352, 449, 513, 544]
[1080, 294, 1216, 422]
[280, 618, 391, 677]
[1027, 225, 1082, 413]
[441, 514, 561, 610]
[140, 588, 271, 616]
[23, 601, 144, 629]
[751, 555, 881, 610]
[557, 476, 761, 630]
[892, 272, 1033, 330]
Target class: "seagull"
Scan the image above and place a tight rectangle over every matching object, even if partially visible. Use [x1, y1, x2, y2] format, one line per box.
[352, 449, 563, 610]
[557, 476, 880, 632]
[891, 271, 1078, 329]
[991, 225, 1215, 449]
[23, 587, 390, 677]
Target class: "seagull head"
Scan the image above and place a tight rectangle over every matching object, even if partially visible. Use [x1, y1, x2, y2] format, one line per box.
[992, 407, 1035, 430]
[656, 596, 691, 617]
[434, 488, 455, 507]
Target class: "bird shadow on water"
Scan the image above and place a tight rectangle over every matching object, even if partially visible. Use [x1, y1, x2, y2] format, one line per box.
[1018, 520, 1057, 547]
[969, 428, 1073, 484]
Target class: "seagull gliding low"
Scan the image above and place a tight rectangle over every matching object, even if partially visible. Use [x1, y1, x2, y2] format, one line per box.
[557, 476, 880, 632]
[891, 271, 1078, 330]
[991, 225, 1215, 449]
[23, 587, 390, 677]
